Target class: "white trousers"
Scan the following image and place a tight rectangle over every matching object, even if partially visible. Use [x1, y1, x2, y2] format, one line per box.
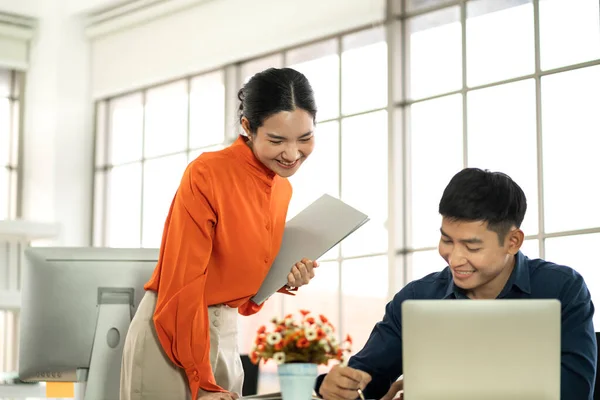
[120, 291, 244, 400]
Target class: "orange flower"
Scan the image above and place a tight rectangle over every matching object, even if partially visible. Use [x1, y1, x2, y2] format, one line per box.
[250, 352, 259, 363]
[255, 335, 266, 345]
[299, 310, 310, 317]
[257, 344, 266, 352]
[319, 314, 328, 324]
[317, 328, 327, 340]
[345, 334, 353, 344]
[306, 317, 315, 324]
[275, 325, 284, 332]
[274, 342, 284, 351]
[257, 325, 266, 334]
[285, 314, 293, 319]
[297, 338, 310, 348]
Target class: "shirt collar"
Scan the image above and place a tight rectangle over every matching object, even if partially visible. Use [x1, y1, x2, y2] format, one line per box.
[231, 135, 276, 185]
[442, 251, 531, 299]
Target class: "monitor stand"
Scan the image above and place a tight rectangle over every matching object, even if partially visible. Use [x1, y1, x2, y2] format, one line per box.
[76, 288, 134, 400]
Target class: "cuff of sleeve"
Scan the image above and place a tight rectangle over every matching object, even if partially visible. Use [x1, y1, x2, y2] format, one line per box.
[238, 299, 264, 316]
[277, 286, 298, 296]
[185, 364, 224, 399]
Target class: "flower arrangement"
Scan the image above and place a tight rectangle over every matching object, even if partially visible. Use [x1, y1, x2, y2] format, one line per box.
[251, 309, 352, 366]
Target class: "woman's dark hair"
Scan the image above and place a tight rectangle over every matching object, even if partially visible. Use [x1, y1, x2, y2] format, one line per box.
[238, 67, 317, 134]
[439, 168, 527, 244]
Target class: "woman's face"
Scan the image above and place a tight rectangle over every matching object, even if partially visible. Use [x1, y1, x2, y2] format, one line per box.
[242, 109, 315, 178]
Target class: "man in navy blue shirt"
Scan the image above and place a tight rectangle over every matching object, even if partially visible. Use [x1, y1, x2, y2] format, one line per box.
[316, 168, 597, 400]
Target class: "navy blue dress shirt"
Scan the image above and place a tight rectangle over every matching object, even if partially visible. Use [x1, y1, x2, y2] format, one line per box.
[315, 252, 597, 400]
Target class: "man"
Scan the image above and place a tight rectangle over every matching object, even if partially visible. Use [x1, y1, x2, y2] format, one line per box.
[316, 168, 597, 400]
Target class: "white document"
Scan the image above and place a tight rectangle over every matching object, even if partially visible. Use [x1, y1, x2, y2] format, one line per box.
[251, 194, 369, 305]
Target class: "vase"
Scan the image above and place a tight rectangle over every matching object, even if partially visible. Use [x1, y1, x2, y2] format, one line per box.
[277, 362, 318, 400]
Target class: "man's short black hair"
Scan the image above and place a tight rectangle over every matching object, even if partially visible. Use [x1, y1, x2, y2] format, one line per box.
[438, 168, 527, 244]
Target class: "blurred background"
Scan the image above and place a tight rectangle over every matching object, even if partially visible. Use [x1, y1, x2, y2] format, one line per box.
[1, 0, 599, 395]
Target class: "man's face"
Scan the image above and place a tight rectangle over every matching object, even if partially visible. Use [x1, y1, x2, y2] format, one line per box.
[438, 217, 521, 298]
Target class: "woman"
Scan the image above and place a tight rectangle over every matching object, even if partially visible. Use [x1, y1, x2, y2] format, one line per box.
[120, 67, 319, 400]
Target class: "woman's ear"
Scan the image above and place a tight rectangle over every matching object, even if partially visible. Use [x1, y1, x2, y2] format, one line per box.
[241, 117, 251, 137]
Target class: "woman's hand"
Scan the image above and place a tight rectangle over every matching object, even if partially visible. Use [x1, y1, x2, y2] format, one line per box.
[197, 390, 239, 400]
[286, 258, 318, 288]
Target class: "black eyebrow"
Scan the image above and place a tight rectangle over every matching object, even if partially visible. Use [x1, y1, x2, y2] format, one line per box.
[266, 131, 313, 140]
[440, 228, 483, 244]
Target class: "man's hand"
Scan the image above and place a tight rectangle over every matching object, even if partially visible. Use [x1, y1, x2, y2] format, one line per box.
[380, 377, 403, 400]
[319, 365, 371, 400]
[287, 258, 318, 288]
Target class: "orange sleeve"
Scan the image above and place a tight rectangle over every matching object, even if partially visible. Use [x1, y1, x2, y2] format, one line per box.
[238, 287, 297, 316]
[150, 161, 224, 399]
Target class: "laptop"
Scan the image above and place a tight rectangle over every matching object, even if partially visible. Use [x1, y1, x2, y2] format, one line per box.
[402, 299, 561, 400]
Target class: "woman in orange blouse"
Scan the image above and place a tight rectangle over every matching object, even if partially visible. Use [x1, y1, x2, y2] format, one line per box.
[120, 68, 319, 400]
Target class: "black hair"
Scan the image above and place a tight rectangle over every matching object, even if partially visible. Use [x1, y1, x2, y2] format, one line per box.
[237, 67, 317, 134]
[438, 168, 527, 244]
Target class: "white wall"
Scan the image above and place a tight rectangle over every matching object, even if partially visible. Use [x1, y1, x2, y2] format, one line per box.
[0, 0, 41, 18]
[89, 0, 385, 98]
[19, 0, 94, 246]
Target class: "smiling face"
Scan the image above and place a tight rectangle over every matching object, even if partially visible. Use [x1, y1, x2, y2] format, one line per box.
[438, 217, 524, 299]
[242, 108, 315, 178]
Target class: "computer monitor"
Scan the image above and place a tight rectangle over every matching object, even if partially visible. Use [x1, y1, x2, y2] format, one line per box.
[18, 247, 159, 400]
[402, 299, 561, 400]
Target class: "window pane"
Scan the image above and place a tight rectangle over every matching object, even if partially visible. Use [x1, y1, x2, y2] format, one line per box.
[545, 233, 600, 329]
[0, 98, 9, 166]
[0, 167, 7, 220]
[144, 81, 188, 158]
[540, 0, 600, 70]
[520, 239, 539, 259]
[240, 54, 284, 85]
[190, 71, 225, 149]
[542, 66, 600, 233]
[467, 0, 534, 87]
[409, 249, 448, 282]
[408, 6, 462, 100]
[406, 0, 456, 12]
[342, 256, 388, 354]
[341, 27, 387, 115]
[109, 94, 144, 165]
[287, 39, 339, 121]
[95, 101, 107, 167]
[188, 145, 224, 163]
[467, 79, 538, 235]
[106, 163, 142, 247]
[142, 153, 188, 248]
[410, 94, 463, 248]
[341, 111, 388, 257]
[93, 171, 106, 247]
[288, 121, 340, 261]
[283, 261, 340, 334]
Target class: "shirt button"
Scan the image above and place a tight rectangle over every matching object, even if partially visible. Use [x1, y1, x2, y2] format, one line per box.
[214, 308, 220, 317]
[213, 320, 220, 327]
[193, 370, 198, 376]
[264, 257, 269, 264]
[194, 376, 199, 382]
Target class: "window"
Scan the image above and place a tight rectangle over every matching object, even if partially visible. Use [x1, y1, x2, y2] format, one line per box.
[0, 69, 20, 221]
[404, 0, 600, 328]
[93, 70, 229, 247]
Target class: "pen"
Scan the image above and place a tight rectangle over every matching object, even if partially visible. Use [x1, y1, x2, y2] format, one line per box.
[357, 388, 366, 400]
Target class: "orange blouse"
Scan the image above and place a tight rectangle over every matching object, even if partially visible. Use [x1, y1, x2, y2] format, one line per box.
[144, 135, 294, 399]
